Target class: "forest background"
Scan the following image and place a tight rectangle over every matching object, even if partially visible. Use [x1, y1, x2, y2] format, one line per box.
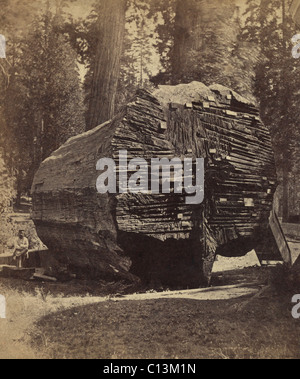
[0, 0, 299, 248]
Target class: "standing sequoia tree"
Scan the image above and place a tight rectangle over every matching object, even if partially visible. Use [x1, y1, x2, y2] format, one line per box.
[86, 0, 127, 130]
[152, 0, 258, 103]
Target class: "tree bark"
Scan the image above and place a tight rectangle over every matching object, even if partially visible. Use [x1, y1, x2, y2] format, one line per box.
[171, 0, 237, 83]
[171, 0, 191, 83]
[171, 0, 257, 102]
[87, 0, 126, 130]
[32, 83, 278, 287]
[281, 0, 290, 223]
[282, 165, 290, 222]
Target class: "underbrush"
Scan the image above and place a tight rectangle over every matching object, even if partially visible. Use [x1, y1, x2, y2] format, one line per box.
[269, 264, 300, 296]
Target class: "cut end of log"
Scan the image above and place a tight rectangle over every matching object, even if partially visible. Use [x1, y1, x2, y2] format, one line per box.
[31, 82, 277, 288]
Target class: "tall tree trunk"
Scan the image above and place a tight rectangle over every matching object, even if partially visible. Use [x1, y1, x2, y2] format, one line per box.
[171, 0, 257, 101]
[281, 0, 290, 222]
[171, 0, 236, 82]
[282, 158, 290, 222]
[171, 0, 191, 83]
[87, 0, 126, 130]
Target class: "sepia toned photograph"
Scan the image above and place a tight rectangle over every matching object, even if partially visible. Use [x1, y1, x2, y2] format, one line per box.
[0, 0, 300, 361]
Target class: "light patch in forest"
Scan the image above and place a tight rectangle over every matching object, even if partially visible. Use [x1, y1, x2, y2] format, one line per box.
[0, 35, 6, 58]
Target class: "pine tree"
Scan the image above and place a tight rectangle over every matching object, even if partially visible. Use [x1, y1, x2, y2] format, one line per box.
[0, 0, 41, 204]
[22, 9, 86, 159]
[1, 4, 86, 199]
[116, 0, 156, 110]
[242, 0, 300, 221]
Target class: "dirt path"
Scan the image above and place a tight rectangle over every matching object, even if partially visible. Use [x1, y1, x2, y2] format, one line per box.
[0, 292, 112, 359]
[113, 282, 260, 302]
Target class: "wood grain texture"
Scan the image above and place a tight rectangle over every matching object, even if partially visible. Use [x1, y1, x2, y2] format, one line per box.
[31, 82, 277, 287]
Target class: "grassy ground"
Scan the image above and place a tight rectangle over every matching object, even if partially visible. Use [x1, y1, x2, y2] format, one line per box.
[32, 295, 300, 359]
[1, 266, 299, 359]
[0, 276, 137, 298]
[0, 279, 125, 359]
[31, 287, 300, 359]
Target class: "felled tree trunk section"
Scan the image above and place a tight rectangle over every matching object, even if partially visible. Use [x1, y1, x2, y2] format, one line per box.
[32, 82, 277, 287]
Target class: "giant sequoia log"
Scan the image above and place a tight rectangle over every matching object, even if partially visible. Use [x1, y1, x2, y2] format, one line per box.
[31, 82, 277, 287]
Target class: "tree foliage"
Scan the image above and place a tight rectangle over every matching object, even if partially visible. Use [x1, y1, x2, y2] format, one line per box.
[0, 2, 86, 199]
[149, 0, 259, 103]
[242, 0, 300, 219]
[0, 0, 299, 221]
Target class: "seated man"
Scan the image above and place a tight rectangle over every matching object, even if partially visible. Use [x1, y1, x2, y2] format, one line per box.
[13, 230, 29, 268]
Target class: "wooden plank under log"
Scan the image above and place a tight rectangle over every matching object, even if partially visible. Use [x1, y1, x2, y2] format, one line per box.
[269, 210, 292, 265]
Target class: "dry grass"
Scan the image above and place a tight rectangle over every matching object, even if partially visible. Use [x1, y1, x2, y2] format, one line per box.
[32, 292, 300, 359]
[0, 266, 299, 360]
[0, 280, 116, 359]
